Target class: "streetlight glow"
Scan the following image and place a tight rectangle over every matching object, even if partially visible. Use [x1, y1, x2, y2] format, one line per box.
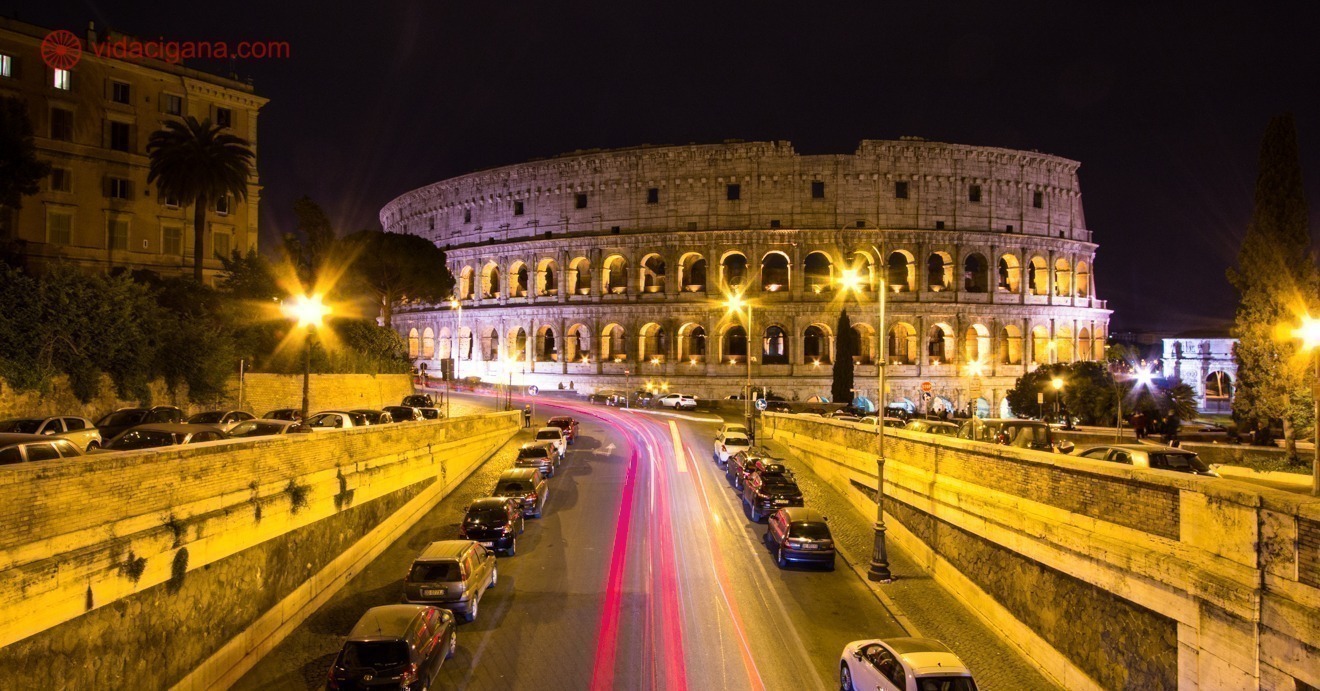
[1293, 316, 1320, 352]
[1051, 377, 1064, 391]
[284, 294, 330, 329]
[840, 268, 862, 293]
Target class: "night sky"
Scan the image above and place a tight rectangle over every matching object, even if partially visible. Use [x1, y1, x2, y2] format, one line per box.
[11, 1, 1320, 331]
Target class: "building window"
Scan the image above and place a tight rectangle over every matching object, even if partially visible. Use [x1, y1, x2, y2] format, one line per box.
[163, 194, 180, 208]
[0, 54, 11, 78]
[215, 195, 230, 215]
[109, 218, 129, 251]
[969, 185, 982, 203]
[50, 108, 74, 141]
[895, 181, 909, 199]
[575, 193, 587, 209]
[1033, 190, 1043, 208]
[50, 167, 72, 192]
[934, 220, 945, 230]
[213, 231, 230, 258]
[464, 208, 472, 223]
[811, 181, 825, 198]
[53, 68, 71, 90]
[646, 187, 659, 204]
[163, 226, 183, 256]
[109, 121, 131, 152]
[769, 219, 781, 229]
[111, 81, 130, 104]
[47, 212, 72, 245]
[107, 177, 132, 200]
[215, 107, 232, 128]
[513, 200, 524, 216]
[726, 183, 740, 201]
[163, 93, 183, 116]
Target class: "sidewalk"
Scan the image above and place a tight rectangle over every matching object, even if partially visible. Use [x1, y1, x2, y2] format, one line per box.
[756, 435, 1062, 691]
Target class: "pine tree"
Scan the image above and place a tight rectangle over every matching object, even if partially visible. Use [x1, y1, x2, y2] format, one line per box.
[1227, 113, 1318, 460]
[832, 309, 857, 404]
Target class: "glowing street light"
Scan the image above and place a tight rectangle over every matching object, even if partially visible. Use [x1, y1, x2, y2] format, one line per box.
[1051, 377, 1064, 423]
[723, 292, 754, 430]
[283, 293, 331, 422]
[1292, 315, 1320, 496]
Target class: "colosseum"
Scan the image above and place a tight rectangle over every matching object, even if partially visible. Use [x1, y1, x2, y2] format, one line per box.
[381, 138, 1109, 416]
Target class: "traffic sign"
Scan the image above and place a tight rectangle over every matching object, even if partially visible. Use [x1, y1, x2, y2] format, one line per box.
[920, 381, 933, 393]
[527, 385, 539, 396]
[755, 398, 768, 411]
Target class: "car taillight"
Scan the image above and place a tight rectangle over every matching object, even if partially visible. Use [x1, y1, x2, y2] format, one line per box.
[400, 663, 417, 684]
[720, 444, 726, 453]
[326, 669, 339, 690]
[528, 492, 537, 501]
[458, 526, 467, 538]
[502, 524, 513, 534]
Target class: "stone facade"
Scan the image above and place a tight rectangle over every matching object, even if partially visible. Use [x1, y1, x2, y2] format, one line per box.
[382, 139, 1111, 409]
[1162, 336, 1236, 413]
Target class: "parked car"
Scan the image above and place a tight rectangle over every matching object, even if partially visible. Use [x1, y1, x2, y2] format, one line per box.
[765, 507, 835, 570]
[94, 406, 184, 440]
[417, 407, 443, 420]
[263, 408, 302, 421]
[634, 391, 655, 407]
[328, 604, 456, 691]
[725, 450, 767, 490]
[0, 416, 101, 451]
[226, 419, 302, 438]
[104, 423, 227, 451]
[1076, 444, 1219, 477]
[384, 405, 426, 423]
[656, 393, 698, 410]
[459, 497, 525, 556]
[588, 389, 626, 405]
[718, 422, 753, 443]
[303, 411, 359, 431]
[839, 637, 977, 691]
[0, 433, 84, 464]
[186, 410, 255, 432]
[765, 401, 793, 414]
[350, 409, 393, 425]
[713, 430, 752, 467]
[743, 465, 804, 521]
[545, 416, 579, 443]
[904, 419, 960, 436]
[402, 394, 436, 408]
[514, 442, 557, 477]
[956, 418, 1074, 454]
[534, 426, 567, 459]
[403, 540, 498, 622]
[492, 468, 548, 518]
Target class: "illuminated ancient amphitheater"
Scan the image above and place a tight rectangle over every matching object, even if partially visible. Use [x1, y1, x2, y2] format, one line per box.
[381, 138, 1109, 414]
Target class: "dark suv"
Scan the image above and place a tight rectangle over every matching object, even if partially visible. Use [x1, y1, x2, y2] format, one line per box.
[402, 394, 435, 408]
[492, 468, 548, 518]
[460, 498, 525, 556]
[94, 406, 184, 440]
[765, 507, 836, 570]
[742, 464, 803, 521]
[327, 604, 455, 690]
[514, 442, 557, 477]
[404, 540, 498, 623]
[956, 418, 1075, 454]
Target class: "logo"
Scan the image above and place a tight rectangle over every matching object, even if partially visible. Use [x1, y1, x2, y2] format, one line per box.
[41, 30, 82, 70]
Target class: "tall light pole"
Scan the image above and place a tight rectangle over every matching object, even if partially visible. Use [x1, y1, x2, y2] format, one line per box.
[1291, 316, 1320, 496]
[284, 294, 330, 423]
[724, 294, 754, 432]
[448, 297, 462, 419]
[1052, 376, 1064, 423]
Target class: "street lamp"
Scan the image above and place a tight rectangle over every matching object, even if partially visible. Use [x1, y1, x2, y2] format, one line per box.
[283, 294, 330, 422]
[1051, 376, 1064, 424]
[448, 297, 462, 419]
[966, 360, 984, 417]
[724, 293, 754, 433]
[1291, 316, 1320, 496]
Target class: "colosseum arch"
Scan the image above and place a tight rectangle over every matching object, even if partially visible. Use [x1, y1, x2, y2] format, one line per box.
[603, 255, 629, 295]
[1028, 256, 1049, 296]
[481, 262, 501, 299]
[678, 323, 707, 363]
[679, 253, 707, 293]
[506, 326, 528, 361]
[998, 324, 1023, 364]
[1078, 327, 1092, 362]
[601, 323, 626, 361]
[927, 323, 954, 364]
[721, 251, 749, 292]
[639, 254, 666, 294]
[536, 258, 559, 297]
[1075, 261, 1091, 298]
[887, 323, 918, 365]
[849, 252, 874, 292]
[457, 326, 473, 361]
[508, 261, 530, 298]
[722, 323, 748, 362]
[1053, 258, 1072, 297]
[804, 252, 834, 293]
[963, 323, 991, 364]
[1031, 325, 1050, 364]
[1055, 324, 1074, 362]
[997, 254, 1021, 293]
[568, 257, 592, 295]
[438, 327, 452, 360]
[963, 253, 989, 293]
[639, 322, 666, 362]
[421, 327, 435, 359]
[887, 251, 916, 292]
[927, 251, 954, 291]
[482, 327, 500, 361]
[761, 251, 790, 292]
[458, 266, 476, 300]
[565, 323, 589, 362]
[853, 323, 876, 364]
[535, 325, 557, 361]
[408, 328, 420, 358]
[804, 324, 832, 364]
[762, 324, 789, 364]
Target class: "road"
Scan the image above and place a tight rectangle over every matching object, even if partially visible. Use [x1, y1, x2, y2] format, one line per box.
[234, 394, 905, 690]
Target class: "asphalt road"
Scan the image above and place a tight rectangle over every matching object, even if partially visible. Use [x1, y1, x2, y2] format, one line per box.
[234, 394, 903, 690]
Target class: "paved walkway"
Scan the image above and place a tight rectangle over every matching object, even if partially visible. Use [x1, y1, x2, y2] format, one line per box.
[755, 434, 1062, 691]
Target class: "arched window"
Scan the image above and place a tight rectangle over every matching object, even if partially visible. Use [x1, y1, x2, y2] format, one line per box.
[1206, 371, 1233, 399]
[853, 323, 876, 365]
[568, 257, 591, 295]
[963, 254, 989, 293]
[535, 326, 557, 361]
[421, 327, 435, 358]
[721, 252, 748, 291]
[927, 324, 953, 365]
[679, 323, 707, 362]
[887, 252, 915, 292]
[1028, 256, 1048, 296]
[438, 328, 452, 360]
[804, 252, 833, 293]
[507, 327, 527, 361]
[1053, 258, 1072, 296]
[537, 258, 559, 297]
[481, 262, 501, 299]
[408, 328, 420, 358]
[680, 253, 707, 292]
[761, 252, 790, 292]
[508, 262, 529, 298]
[483, 328, 500, 361]
[640, 254, 666, 294]
[998, 325, 1022, 364]
[1078, 327, 1092, 362]
[850, 252, 874, 292]
[762, 325, 788, 364]
[887, 323, 917, 365]
[724, 325, 748, 362]
[998, 255, 1021, 293]
[456, 327, 473, 361]
[804, 325, 831, 364]
[458, 266, 476, 300]
[963, 324, 990, 364]
[566, 324, 589, 362]
[927, 252, 953, 291]
[601, 324, 626, 361]
[603, 255, 628, 294]
[1031, 326, 1050, 365]
[1075, 261, 1091, 298]
[639, 322, 666, 362]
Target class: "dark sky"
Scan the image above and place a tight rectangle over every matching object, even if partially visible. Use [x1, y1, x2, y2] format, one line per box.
[12, 1, 1320, 331]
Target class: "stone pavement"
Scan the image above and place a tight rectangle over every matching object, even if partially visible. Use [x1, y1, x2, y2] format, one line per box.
[755, 435, 1062, 691]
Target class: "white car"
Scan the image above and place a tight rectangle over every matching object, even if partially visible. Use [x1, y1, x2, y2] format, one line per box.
[718, 422, 751, 440]
[712, 431, 751, 467]
[303, 411, 358, 431]
[840, 638, 977, 691]
[656, 394, 698, 410]
[534, 426, 567, 460]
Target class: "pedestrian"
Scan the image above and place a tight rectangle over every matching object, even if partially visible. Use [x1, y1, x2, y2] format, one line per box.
[569, 380, 575, 390]
[522, 404, 532, 428]
[1164, 414, 1181, 446]
[1132, 412, 1146, 440]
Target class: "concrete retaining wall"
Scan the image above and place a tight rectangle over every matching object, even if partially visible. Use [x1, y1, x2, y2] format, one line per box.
[764, 412, 1320, 691]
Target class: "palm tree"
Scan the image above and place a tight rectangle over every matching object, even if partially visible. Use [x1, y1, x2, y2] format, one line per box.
[147, 117, 254, 282]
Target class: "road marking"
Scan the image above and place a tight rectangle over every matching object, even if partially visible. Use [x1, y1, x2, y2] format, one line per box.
[592, 441, 618, 456]
[669, 421, 688, 473]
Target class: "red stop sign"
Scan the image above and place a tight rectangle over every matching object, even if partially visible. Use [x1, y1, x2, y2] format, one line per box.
[920, 381, 933, 393]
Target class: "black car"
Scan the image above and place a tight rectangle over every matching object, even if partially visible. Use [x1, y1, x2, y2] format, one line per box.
[402, 394, 435, 408]
[384, 405, 425, 422]
[765, 507, 836, 570]
[350, 409, 393, 426]
[742, 464, 803, 521]
[327, 604, 455, 690]
[94, 406, 184, 440]
[459, 497, 525, 556]
[492, 468, 548, 518]
[263, 408, 302, 421]
[726, 451, 762, 490]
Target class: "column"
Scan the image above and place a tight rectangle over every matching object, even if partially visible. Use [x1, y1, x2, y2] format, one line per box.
[557, 249, 569, 304]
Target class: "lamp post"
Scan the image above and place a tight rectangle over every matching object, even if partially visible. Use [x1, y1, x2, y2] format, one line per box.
[1051, 376, 1064, 423]
[966, 360, 984, 417]
[284, 294, 330, 423]
[1291, 316, 1320, 496]
[448, 298, 462, 419]
[724, 294, 754, 432]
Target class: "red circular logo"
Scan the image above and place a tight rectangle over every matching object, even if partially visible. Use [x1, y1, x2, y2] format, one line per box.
[41, 30, 82, 70]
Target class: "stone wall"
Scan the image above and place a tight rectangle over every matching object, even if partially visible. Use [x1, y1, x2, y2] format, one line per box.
[764, 413, 1320, 691]
[0, 411, 518, 689]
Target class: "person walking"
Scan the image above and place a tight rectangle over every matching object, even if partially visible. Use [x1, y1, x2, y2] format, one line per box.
[522, 404, 532, 428]
[1132, 412, 1147, 440]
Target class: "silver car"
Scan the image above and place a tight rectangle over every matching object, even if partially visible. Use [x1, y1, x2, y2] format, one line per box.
[186, 410, 256, 432]
[0, 416, 102, 451]
[1076, 444, 1219, 477]
[0, 433, 85, 464]
[840, 637, 978, 691]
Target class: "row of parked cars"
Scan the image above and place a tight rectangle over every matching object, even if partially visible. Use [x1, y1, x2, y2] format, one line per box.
[0, 394, 448, 464]
[325, 414, 580, 689]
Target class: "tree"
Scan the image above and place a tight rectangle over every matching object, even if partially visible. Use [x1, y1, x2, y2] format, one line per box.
[832, 310, 856, 404]
[0, 96, 50, 209]
[283, 196, 338, 284]
[341, 230, 454, 329]
[1006, 364, 1065, 420]
[1227, 114, 1318, 459]
[147, 117, 255, 282]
